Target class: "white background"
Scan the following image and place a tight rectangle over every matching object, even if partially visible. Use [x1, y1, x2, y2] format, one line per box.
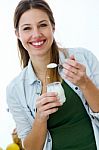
[0, 0, 99, 149]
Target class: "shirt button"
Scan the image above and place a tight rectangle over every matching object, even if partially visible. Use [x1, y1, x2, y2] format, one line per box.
[33, 108, 37, 112]
[37, 80, 40, 83]
[85, 101, 88, 105]
[48, 139, 51, 142]
[75, 87, 78, 90]
[91, 115, 95, 119]
[6, 108, 9, 112]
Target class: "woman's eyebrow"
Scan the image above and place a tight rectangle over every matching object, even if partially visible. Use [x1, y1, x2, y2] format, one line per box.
[20, 20, 48, 27]
[20, 24, 31, 27]
[39, 20, 48, 23]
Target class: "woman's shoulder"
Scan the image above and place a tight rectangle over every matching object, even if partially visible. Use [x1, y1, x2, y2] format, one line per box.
[66, 47, 91, 55]
[6, 67, 28, 93]
[68, 47, 98, 62]
[59, 46, 89, 53]
[60, 47, 95, 59]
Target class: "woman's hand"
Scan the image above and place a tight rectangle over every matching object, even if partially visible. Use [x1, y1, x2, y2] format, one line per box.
[36, 92, 62, 122]
[63, 55, 88, 89]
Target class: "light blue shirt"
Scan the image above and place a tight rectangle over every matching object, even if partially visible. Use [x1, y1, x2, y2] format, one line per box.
[6, 48, 99, 150]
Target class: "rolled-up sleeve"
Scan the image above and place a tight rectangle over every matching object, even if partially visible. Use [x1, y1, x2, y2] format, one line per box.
[85, 49, 99, 126]
[6, 84, 33, 140]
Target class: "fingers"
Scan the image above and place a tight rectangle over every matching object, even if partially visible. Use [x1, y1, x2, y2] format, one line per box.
[42, 107, 59, 116]
[36, 92, 62, 120]
[63, 60, 79, 78]
[64, 58, 79, 69]
[63, 55, 85, 74]
[36, 92, 60, 108]
[37, 92, 58, 101]
[69, 54, 75, 60]
[39, 99, 61, 112]
[63, 55, 86, 86]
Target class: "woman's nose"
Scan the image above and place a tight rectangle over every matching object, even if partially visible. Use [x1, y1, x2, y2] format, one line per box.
[31, 28, 42, 38]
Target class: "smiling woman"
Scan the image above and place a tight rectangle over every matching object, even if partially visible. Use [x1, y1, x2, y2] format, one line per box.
[5, 0, 99, 150]
[0, 0, 99, 149]
[15, 8, 54, 63]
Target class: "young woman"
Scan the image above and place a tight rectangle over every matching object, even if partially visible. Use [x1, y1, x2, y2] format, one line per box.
[6, 0, 99, 149]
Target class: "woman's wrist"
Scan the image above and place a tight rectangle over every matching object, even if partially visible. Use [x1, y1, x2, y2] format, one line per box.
[79, 75, 89, 91]
[35, 113, 48, 124]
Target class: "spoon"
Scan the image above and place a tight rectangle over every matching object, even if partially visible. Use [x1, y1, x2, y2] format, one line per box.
[47, 63, 63, 70]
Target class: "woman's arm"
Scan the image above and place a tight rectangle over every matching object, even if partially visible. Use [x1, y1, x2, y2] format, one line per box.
[23, 117, 47, 150]
[63, 55, 99, 112]
[23, 92, 62, 150]
[79, 75, 99, 112]
[6, 83, 62, 150]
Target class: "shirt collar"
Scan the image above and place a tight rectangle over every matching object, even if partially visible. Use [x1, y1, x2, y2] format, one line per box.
[27, 60, 37, 84]
[26, 52, 64, 85]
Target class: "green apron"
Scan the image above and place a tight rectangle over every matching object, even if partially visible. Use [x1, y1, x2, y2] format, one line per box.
[47, 80, 96, 150]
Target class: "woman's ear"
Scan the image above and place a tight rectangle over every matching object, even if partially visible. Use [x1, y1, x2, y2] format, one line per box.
[53, 26, 55, 32]
[15, 29, 20, 39]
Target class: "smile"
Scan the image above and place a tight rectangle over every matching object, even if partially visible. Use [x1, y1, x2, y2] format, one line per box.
[32, 41, 44, 46]
[30, 40, 46, 47]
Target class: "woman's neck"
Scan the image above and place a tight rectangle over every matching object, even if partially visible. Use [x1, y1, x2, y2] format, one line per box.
[31, 56, 50, 78]
[32, 60, 49, 93]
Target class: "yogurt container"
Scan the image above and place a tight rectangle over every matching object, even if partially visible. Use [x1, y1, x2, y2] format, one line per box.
[47, 82, 66, 104]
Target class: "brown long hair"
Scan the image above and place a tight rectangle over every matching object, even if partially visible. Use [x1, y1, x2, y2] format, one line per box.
[14, 0, 60, 82]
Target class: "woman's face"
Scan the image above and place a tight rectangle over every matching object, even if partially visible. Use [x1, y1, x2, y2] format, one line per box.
[16, 8, 54, 58]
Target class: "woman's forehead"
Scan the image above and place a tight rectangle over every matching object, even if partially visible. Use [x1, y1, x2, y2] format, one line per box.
[19, 9, 50, 25]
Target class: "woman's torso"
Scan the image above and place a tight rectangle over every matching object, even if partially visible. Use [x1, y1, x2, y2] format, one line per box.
[47, 80, 97, 150]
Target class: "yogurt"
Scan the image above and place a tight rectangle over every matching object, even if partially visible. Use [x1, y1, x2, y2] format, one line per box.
[47, 63, 57, 69]
[47, 82, 66, 104]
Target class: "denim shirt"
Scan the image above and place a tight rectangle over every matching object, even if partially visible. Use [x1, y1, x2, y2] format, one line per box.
[6, 48, 99, 150]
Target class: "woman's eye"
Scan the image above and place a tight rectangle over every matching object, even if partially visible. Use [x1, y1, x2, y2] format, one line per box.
[40, 24, 48, 27]
[23, 27, 31, 30]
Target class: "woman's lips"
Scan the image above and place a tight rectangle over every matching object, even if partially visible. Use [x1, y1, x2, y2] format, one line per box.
[30, 39, 46, 48]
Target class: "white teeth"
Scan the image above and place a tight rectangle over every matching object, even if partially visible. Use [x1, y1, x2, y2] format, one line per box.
[32, 41, 44, 46]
